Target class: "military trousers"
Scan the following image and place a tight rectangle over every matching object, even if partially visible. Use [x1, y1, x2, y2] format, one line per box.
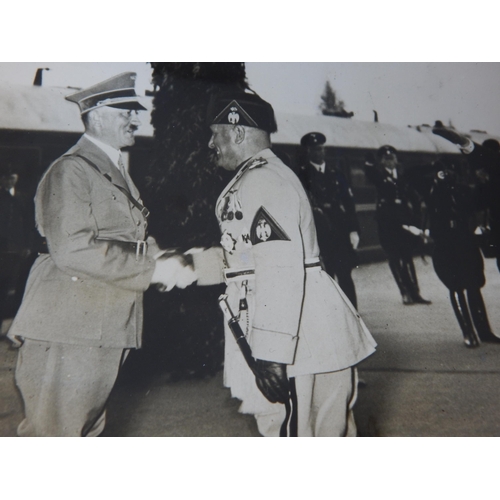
[254, 367, 358, 437]
[15, 339, 126, 437]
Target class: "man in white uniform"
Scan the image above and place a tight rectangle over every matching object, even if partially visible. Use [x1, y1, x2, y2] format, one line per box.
[188, 91, 377, 436]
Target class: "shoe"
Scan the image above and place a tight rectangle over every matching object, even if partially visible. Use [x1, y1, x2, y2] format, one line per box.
[413, 295, 432, 305]
[402, 293, 414, 305]
[477, 330, 500, 344]
[464, 336, 480, 348]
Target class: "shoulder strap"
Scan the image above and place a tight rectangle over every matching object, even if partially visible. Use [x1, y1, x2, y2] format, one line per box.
[71, 154, 149, 218]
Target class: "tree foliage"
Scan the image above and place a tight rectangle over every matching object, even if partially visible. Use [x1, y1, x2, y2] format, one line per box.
[130, 63, 249, 380]
[320, 80, 354, 118]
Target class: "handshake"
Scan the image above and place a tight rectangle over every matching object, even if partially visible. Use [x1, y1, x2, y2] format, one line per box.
[150, 250, 198, 292]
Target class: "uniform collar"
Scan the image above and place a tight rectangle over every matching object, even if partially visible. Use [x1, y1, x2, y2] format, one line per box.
[84, 133, 121, 169]
[217, 148, 275, 211]
[310, 161, 326, 174]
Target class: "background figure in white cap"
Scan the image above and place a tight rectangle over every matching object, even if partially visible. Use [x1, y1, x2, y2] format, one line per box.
[186, 90, 376, 436]
[7, 72, 195, 437]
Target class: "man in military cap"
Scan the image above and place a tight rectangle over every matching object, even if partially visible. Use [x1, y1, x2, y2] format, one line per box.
[185, 90, 376, 436]
[0, 163, 32, 329]
[298, 132, 360, 308]
[8, 72, 195, 437]
[364, 145, 431, 305]
[433, 123, 500, 274]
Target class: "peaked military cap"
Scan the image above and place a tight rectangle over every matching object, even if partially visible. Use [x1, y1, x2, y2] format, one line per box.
[207, 90, 277, 134]
[377, 145, 397, 158]
[482, 138, 500, 152]
[300, 132, 326, 147]
[65, 72, 147, 115]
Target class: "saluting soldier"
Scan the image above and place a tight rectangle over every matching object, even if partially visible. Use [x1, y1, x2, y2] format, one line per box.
[298, 132, 360, 308]
[189, 91, 377, 437]
[433, 123, 500, 273]
[364, 145, 431, 305]
[7, 73, 194, 437]
[413, 159, 499, 347]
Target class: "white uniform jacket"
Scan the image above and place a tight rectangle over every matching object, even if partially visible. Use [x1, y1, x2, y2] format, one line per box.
[192, 149, 376, 407]
[9, 136, 157, 348]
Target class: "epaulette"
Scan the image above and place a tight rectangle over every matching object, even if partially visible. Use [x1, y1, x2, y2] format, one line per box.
[248, 158, 268, 170]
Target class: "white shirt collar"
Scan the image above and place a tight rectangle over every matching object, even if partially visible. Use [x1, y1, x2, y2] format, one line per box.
[310, 161, 326, 174]
[84, 133, 121, 168]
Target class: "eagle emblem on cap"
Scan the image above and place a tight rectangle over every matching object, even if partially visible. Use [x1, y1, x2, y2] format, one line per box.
[228, 107, 240, 125]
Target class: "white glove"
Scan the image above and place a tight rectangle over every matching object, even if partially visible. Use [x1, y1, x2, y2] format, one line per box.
[402, 225, 423, 237]
[349, 231, 360, 250]
[151, 254, 197, 291]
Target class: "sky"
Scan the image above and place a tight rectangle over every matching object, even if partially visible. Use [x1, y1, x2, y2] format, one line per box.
[1, 62, 499, 137]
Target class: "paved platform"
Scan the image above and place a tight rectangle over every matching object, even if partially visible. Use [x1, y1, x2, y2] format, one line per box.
[1, 256, 499, 436]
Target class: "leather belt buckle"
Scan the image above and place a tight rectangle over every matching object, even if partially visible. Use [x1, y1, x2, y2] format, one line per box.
[136, 240, 148, 261]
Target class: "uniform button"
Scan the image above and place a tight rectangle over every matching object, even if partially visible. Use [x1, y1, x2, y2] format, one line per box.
[71, 276, 78, 281]
[136, 220, 141, 226]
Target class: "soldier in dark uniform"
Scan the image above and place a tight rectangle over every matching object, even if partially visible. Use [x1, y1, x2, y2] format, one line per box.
[0, 165, 32, 326]
[417, 160, 499, 347]
[298, 132, 360, 308]
[364, 145, 431, 305]
[433, 123, 500, 273]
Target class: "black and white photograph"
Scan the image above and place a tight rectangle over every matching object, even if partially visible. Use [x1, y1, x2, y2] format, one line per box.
[1, 61, 500, 441]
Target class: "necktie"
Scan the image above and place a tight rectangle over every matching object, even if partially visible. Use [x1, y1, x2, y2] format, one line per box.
[118, 154, 132, 192]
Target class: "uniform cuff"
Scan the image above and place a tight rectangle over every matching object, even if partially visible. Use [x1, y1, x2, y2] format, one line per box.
[250, 327, 298, 364]
[191, 247, 224, 286]
[460, 139, 475, 154]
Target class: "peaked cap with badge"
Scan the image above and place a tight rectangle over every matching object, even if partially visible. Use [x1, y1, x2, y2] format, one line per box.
[207, 90, 278, 134]
[8, 71, 158, 437]
[65, 72, 147, 115]
[300, 132, 326, 148]
[377, 144, 397, 158]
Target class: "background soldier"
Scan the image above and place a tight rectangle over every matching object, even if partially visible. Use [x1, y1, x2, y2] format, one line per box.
[364, 145, 431, 305]
[414, 159, 499, 347]
[433, 123, 500, 273]
[0, 164, 32, 331]
[188, 91, 376, 437]
[298, 132, 360, 308]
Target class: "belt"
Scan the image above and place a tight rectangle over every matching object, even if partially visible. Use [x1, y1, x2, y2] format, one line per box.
[104, 240, 148, 260]
[223, 259, 322, 283]
[39, 239, 148, 261]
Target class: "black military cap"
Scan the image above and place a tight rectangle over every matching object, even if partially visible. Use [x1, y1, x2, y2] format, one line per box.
[66, 72, 147, 115]
[377, 145, 397, 158]
[482, 139, 500, 152]
[300, 132, 326, 148]
[207, 90, 277, 134]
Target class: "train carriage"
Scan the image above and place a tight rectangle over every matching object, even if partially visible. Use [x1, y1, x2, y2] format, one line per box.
[1, 82, 497, 261]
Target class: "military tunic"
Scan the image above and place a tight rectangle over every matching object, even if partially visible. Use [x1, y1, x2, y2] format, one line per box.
[9, 136, 157, 436]
[298, 160, 359, 306]
[193, 148, 376, 434]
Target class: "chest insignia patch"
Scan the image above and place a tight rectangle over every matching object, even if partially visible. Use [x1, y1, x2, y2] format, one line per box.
[250, 206, 291, 245]
[221, 230, 237, 254]
[220, 190, 243, 222]
[240, 229, 252, 248]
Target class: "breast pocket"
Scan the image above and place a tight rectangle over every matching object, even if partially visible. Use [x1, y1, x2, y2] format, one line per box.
[91, 187, 134, 235]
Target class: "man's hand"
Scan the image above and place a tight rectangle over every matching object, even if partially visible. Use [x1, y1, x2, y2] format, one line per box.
[402, 225, 424, 237]
[432, 121, 469, 147]
[151, 253, 197, 291]
[350, 231, 360, 250]
[252, 359, 290, 404]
